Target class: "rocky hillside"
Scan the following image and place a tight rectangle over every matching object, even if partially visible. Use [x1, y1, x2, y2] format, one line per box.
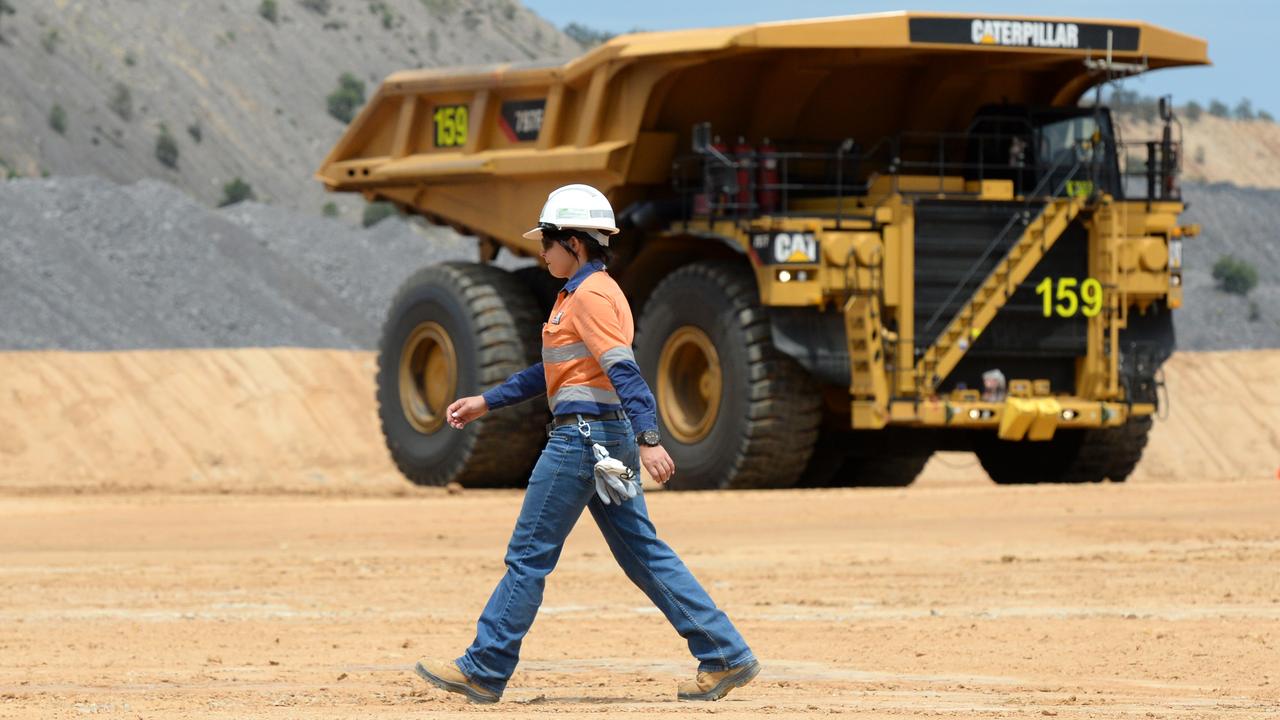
[1115, 112, 1280, 190]
[0, 0, 578, 215]
[1177, 182, 1280, 350]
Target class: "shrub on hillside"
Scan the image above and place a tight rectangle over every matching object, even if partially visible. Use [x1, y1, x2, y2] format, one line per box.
[187, 121, 202, 143]
[49, 104, 67, 135]
[41, 28, 59, 53]
[1234, 98, 1255, 121]
[1212, 255, 1258, 296]
[362, 201, 398, 227]
[322, 201, 339, 218]
[1261, 110, 1275, 123]
[108, 83, 132, 121]
[259, 0, 278, 23]
[1208, 99, 1229, 118]
[219, 178, 256, 207]
[1183, 100, 1202, 122]
[155, 124, 179, 169]
[326, 72, 365, 123]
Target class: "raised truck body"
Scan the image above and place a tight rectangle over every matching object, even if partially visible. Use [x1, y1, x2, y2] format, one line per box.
[318, 12, 1207, 489]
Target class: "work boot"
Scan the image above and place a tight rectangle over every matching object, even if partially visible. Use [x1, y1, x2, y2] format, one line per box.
[677, 659, 761, 701]
[414, 659, 499, 704]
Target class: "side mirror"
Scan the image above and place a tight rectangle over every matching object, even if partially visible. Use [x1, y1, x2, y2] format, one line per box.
[692, 122, 711, 154]
[1158, 96, 1173, 122]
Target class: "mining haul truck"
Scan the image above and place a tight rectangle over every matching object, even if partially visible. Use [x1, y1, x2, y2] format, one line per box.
[317, 12, 1207, 490]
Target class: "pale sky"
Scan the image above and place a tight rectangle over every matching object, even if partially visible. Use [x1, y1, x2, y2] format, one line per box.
[525, 1, 1276, 117]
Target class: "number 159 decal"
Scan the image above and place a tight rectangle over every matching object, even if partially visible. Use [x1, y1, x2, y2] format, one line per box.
[433, 104, 469, 148]
[1035, 277, 1103, 318]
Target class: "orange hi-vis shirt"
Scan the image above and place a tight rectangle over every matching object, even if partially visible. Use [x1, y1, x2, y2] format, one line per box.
[481, 261, 658, 433]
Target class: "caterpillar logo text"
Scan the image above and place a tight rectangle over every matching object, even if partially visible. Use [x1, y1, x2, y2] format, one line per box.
[753, 232, 818, 264]
[971, 19, 1079, 48]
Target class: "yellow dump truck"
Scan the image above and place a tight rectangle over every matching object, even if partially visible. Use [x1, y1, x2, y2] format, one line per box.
[317, 12, 1207, 490]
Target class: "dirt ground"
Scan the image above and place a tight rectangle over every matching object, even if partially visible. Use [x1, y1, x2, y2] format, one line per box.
[1, 480, 1278, 719]
[1, 348, 1278, 718]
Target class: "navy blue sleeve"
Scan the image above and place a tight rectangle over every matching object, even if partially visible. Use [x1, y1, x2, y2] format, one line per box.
[481, 362, 547, 410]
[604, 360, 658, 434]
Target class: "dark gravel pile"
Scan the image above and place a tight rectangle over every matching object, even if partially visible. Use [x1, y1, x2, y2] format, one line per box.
[1176, 183, 1280, 350]
[0, 176, 495, 349]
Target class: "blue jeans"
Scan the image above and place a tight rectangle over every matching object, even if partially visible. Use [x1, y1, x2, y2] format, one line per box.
[456, 417, 755, 696]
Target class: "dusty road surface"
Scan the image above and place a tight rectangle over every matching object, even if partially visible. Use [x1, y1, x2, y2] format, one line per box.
[2, 480, 1278, 719]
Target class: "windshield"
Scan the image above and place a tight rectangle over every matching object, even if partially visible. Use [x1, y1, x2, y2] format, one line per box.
[1037, 115, 1101, 167]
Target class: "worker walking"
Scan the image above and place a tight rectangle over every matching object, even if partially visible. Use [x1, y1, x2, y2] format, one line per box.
[415, 184, 759, 703]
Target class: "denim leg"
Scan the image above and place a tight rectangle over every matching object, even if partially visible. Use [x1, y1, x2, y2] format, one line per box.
[457, 429, 594, 695]
[587, 435, 755, 673]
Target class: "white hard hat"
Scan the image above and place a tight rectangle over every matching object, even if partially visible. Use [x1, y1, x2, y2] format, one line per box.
[522, 183, 619, 246]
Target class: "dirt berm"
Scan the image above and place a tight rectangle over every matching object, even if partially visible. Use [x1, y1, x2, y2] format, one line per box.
[1, 348, 1276, 494]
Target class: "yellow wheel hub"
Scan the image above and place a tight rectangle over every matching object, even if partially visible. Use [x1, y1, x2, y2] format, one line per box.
[657, 326, 723, 444]
[399, 321, 457, 434]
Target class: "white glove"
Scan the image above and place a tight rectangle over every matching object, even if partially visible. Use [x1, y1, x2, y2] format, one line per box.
[591, 443, 639, 505]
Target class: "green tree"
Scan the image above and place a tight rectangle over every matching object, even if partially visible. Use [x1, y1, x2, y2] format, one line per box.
[49, 104, 67, 135]
[1208, 99, 1229, 118]
[1212, 255, 1258, 296]
[326, 72, 365, 123]
[1234, 98, 1255, 121]
[1260, 109, 1275, 123]
[1183, 100, 1202, 122]
[219, 178, 256, 207]
[155, 124, 179, 169]
[563, 22, 614, 47]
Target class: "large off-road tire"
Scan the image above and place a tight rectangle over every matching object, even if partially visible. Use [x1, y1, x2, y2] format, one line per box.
[376, 263, 547, 488]
[513, 265, 560, 319]
[973, 416, 1154, 485]
[634, 261, 821, 490]
[833, 453, 932, 487]
[801, 430, 931, 488]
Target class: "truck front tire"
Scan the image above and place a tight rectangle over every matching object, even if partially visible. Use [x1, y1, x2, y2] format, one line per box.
[635, 261, 821, 490]
[376, 263, 547, 488]
[973, 416, 1154, 484]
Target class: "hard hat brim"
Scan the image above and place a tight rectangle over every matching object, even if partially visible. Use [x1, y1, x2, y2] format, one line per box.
[523, 224, 620, 242]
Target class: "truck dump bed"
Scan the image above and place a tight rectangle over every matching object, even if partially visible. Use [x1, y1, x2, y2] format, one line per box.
[317, 11, 1206, 256]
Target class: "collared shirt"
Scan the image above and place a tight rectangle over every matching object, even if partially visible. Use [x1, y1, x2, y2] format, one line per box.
[481, 260, 658, 434]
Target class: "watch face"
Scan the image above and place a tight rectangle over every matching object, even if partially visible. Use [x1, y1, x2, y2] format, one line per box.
[640, 430, 660, 446]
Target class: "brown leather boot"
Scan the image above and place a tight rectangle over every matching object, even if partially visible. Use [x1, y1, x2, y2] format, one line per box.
[677, 659, 761, 701]
[414, 659, 499, 704]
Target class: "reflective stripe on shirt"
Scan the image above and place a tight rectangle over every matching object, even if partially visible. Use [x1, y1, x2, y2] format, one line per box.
[598, 345, 636, 371]
[542, 341, 591, 364]
[549, 384, 620, 412]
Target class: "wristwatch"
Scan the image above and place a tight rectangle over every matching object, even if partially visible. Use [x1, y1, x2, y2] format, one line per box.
[637, 429, 661, 447]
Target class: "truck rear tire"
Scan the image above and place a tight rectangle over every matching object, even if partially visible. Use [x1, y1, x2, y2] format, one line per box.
[635, 261, 821, 490]
[376, 263, 547, 488]
[801, 430, 931, 487]
[973, 416, 1153, 484]
[832, 453, 932, 487]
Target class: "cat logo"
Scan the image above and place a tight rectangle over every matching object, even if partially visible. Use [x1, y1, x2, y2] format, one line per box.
[752, 232, 819, 264]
